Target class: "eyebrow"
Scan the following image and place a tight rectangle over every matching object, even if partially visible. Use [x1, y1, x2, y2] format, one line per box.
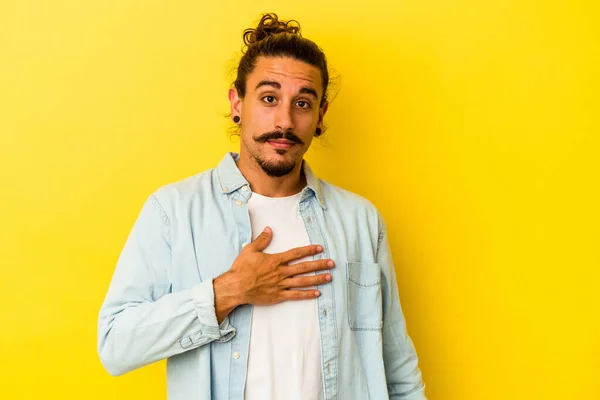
[255, 80, 319, 100]
[299, 87, 319, 100]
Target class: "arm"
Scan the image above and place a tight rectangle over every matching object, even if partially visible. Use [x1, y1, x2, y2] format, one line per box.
[377, 215, 427, 399]
[97, 194, 235, 376]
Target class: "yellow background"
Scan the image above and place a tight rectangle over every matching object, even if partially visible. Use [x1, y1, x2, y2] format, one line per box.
[1, 1, 598, 399]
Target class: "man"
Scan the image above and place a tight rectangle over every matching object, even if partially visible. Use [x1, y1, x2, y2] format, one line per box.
[98, 13, 426, 400]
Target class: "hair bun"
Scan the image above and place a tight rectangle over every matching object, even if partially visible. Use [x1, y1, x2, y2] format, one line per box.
[243, 13, 301, 47]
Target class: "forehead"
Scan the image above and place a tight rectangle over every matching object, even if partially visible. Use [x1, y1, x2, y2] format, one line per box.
[247, 56, 322, 94]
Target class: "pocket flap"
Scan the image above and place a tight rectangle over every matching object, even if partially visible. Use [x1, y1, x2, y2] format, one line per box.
[347, 262, 381, 287]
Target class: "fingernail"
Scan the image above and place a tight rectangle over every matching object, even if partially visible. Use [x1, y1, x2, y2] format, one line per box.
[316, 245, 323, 252]
[264, 226, 271, 233]
[327, 260, 334, 267]
[325, 274, 331, 281]
[315, 290, 321, 297]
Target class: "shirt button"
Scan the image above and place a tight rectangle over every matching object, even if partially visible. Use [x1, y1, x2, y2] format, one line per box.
[235, 200, 243, 206]
[233, 352, 240, 359]
[307, 217, 312, 223]
[222, 187, 228, 192]
[241, 242, 248, 248]
[241, 185, 248, 192]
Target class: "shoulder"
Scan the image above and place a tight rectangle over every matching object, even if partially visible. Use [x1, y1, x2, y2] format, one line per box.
[319, 179, 387, 256]
[320, 179, 381, 221]
[146, 168, 217, 216]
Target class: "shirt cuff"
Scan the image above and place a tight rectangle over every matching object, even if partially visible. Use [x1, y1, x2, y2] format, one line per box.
[190, 280, 236, 343]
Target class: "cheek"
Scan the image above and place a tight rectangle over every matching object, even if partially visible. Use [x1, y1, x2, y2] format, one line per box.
[243, 107, 273, 133]
[296, 111, 319, 134]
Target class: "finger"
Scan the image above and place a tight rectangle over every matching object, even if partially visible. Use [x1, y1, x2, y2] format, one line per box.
[279, 289, 321, 301]
[282, 259, 335, 277]
[278, 244, 323, 264]
[249, 226, 272, 252]
[282, 273, 332, 289]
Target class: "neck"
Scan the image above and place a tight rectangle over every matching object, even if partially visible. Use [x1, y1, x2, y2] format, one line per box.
[236, 150, 307, 198]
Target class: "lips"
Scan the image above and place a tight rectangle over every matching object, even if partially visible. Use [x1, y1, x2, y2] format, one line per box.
[267, 139, 295, 149]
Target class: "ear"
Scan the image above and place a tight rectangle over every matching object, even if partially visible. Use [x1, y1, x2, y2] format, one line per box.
[318, 100, 329, 126]
[228, 88, 242, 118]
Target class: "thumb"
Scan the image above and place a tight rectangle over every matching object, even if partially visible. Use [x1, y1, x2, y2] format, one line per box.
[250, 226, 272, 252]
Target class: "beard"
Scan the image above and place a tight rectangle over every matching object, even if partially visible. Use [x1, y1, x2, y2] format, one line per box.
[251, 130, 304, 177]
[254, 153, 297, 177]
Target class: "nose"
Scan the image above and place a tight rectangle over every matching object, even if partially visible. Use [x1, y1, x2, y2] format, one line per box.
[274, 103, 294, 132]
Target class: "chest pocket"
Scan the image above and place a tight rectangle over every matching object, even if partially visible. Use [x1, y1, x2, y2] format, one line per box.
[346, 262, 383, 331]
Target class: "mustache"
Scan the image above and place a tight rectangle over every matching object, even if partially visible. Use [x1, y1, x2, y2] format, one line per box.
[253, 130, 304, 145]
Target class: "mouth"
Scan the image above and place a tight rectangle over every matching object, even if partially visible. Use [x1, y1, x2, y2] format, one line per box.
[267, 139, 296, 149]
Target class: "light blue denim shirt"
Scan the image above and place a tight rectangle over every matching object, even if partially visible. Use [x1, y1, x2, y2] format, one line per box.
[98, 152, 426, 400]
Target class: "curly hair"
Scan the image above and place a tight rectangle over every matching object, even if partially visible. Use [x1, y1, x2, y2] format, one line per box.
[233, 13, 330, 136]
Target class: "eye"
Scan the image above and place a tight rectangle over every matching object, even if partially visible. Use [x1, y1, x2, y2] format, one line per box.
[296, 100, 312, 109]
[262, 95, 276, 104]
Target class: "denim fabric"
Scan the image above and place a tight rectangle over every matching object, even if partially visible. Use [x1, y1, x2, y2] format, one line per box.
[98, 152, 426, 399]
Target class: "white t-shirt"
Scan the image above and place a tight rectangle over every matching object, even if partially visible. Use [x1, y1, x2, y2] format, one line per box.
[244, 191, 324, 400]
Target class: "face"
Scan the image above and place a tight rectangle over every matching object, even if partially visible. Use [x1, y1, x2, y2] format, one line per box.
[229, 56, 328, 177]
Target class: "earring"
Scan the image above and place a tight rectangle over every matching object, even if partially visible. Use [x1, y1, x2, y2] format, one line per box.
[316, 127, 322, 136]
[233, 116, 240, 124]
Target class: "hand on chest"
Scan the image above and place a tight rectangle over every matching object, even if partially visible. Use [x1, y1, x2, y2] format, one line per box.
[248, 192, 313, 268]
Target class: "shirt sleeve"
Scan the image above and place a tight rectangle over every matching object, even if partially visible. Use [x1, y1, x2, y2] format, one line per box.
[376, 214, 427, 399]
[97, 194, 236, 376]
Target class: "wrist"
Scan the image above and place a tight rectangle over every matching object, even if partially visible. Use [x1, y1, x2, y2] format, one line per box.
[213, 272, 243, 321]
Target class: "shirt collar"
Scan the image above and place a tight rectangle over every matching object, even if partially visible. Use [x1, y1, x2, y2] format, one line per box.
[215, 152, 326, 210]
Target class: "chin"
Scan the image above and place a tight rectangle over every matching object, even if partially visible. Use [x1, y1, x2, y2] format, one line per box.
[255, 152, 298, 177]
